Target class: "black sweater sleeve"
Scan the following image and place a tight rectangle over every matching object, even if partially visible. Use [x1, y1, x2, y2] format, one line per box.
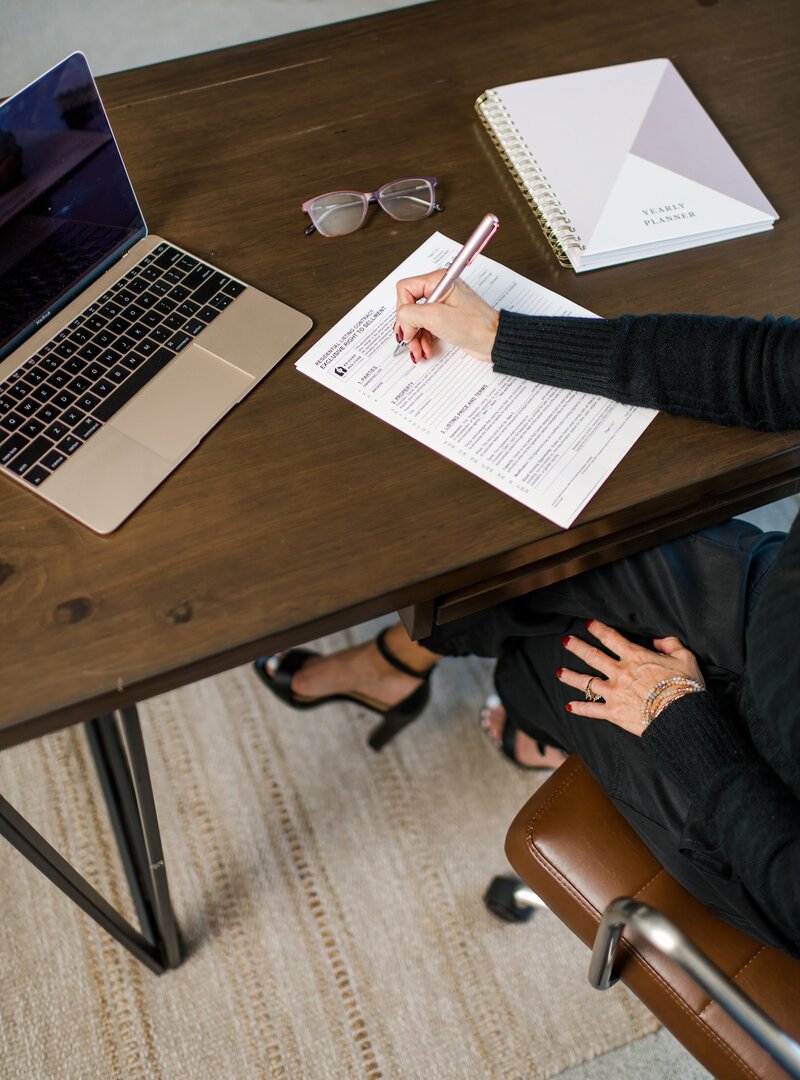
[492, 311, 800, 432]
[643, 691, 800, 953]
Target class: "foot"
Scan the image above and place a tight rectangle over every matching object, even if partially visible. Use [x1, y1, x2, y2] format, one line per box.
[266, 624, 438, 712]
[480, 694, 566, 769]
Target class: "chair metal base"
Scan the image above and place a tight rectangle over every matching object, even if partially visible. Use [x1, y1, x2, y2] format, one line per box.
[484, 874, 546, 923]
[0, 706, 182, 974]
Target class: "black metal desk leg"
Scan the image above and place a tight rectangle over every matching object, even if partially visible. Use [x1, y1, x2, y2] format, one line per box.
[0, 787, 165, 973]
[86, 707, 182, 970]
[0, 706, 182, 975]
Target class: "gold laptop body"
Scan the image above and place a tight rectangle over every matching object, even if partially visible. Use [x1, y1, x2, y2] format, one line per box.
[0, 55, 311, 533]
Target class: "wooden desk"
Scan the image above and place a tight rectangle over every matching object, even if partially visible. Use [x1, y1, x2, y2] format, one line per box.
[1, 0, 798, 969]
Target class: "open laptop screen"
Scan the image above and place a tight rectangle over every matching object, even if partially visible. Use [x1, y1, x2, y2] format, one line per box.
[0, 53, 145, 361]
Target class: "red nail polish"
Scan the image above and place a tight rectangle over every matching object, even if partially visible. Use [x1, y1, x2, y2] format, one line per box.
[396, 330, 403, 343]
[411, 356, 417, 364]
[586, 619, 593, 631]
[565, 702, 573, 712]
[556, 668, 563, 678]
[561, 635, 570, 646]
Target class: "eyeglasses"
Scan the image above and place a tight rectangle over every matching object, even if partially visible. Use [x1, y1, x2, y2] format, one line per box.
[301, 176, 444, 237]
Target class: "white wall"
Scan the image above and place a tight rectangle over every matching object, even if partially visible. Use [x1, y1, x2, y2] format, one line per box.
[2, 0, 430, 96]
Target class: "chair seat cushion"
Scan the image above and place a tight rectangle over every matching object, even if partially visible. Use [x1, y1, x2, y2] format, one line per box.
[505, 755, 800, 1080]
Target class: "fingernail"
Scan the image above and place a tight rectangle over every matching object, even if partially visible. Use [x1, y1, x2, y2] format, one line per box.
[586, 619, 593, 631]
[555, 668, 563, 678]
[565, 703, 573, 712]
[411, 355, 417, 364]
[396, 330, 403, 343]
[561, 635, 570, 646]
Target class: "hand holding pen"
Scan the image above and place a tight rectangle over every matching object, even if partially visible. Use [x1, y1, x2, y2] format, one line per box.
[393, 213, 500, 363]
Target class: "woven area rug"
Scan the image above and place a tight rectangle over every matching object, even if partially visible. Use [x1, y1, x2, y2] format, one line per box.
[0, 620, 660, 1079]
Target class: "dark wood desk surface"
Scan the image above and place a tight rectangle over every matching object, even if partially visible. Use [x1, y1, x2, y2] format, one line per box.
[1, 0, 798, 749]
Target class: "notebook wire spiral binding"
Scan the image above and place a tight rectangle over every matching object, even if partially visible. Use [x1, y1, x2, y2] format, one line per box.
[475, 90, 585, 267]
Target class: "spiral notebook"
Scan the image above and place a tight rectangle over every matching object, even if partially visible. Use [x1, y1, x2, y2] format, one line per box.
[476, 58, 778, 272]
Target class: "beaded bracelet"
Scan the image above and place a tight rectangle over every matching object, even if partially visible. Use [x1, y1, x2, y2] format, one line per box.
[643, 680, 703, 726]
[641, 675, 704, 729]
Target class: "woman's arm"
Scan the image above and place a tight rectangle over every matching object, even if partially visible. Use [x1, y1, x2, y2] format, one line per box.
[492, 311, 800, 432]
[394, 272, 800, 432]
[559, 612, 800, 953]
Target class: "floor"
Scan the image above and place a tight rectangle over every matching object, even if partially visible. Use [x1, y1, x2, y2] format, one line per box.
[0, 632, 709, 1080]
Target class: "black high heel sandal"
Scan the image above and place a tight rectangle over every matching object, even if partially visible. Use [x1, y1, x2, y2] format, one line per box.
[253, 627, 436, 751]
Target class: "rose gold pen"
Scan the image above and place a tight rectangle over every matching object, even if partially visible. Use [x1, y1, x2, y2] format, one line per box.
[393, 212, 500, 357]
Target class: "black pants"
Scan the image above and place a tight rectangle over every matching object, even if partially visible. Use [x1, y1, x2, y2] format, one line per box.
[421, 519, 788, 949]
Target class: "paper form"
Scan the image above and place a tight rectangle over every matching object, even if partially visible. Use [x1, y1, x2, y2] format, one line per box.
[295, 233, 656, 528]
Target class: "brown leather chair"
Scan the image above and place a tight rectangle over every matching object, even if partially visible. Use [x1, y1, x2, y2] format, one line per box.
[503, 755, 800, 1079]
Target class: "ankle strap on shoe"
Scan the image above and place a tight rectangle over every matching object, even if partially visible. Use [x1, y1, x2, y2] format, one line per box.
[375, 627, 433, 680]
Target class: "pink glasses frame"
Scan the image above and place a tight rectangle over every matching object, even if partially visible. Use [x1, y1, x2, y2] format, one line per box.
[301, 175, 443, 235]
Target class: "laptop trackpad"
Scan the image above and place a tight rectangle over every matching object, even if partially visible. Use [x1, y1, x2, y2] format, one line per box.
[111, 345, 254, 462]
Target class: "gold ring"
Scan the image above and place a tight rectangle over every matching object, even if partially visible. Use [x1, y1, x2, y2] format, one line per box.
[585, 677, 603, 703]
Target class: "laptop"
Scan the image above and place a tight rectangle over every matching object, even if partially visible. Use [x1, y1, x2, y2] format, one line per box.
[0, 52, 312, 533]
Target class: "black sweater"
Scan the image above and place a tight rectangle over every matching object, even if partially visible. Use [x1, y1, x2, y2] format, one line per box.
[493, 310, 800, 953]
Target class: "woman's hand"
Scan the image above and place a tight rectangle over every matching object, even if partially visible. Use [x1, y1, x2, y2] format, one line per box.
[557, 620, 705, 736]
[395, 271, 500, 363]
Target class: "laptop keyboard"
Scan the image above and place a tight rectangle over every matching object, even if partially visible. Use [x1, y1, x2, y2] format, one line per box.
[0, 242, 246, 488]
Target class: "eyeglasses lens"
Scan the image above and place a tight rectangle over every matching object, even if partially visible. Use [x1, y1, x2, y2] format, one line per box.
[378, 178, 435, 221]
[309, 192, 368, 237]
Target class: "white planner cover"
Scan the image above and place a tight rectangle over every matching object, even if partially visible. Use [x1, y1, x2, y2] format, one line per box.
[489, 59, 778, 270]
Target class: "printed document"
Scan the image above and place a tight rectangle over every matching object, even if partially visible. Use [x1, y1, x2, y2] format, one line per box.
[295, 233, 656, 527]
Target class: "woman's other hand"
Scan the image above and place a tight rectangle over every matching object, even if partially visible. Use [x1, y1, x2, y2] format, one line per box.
[395, 272, 500, 363]
[557, 620, 705, 736]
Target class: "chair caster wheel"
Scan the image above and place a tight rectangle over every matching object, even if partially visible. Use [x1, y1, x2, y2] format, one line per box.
[484, 874, 546, 923]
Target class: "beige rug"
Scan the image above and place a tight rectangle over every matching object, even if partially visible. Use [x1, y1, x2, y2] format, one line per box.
[0, 621, 659, 1079]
